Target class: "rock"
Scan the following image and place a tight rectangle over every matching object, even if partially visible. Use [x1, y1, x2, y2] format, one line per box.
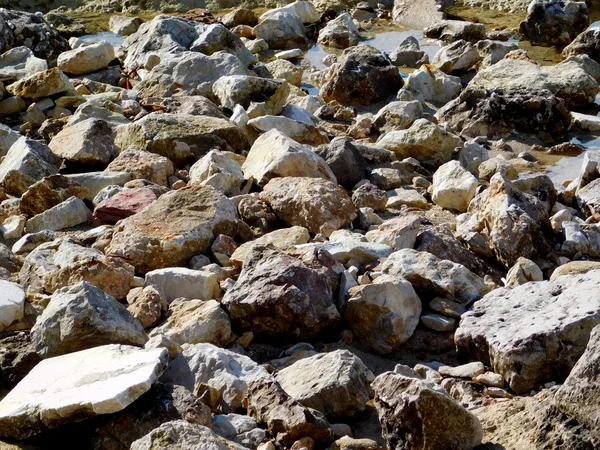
[246, 378, 334, 447]
[213, 75, 288, 119]
[386, 187, 429, 209]
[432, 39, 482, 74]
[248, 115, 329, 146]
[31, 281, 147, 358]
[429, 297, 465, 318]
[66, 171, 131, 201]
[469, 56, 600, 107]
[313, 137, 366, 189]
[352, 182, 388, 211]
[0, 332, 41, 395]
[392, 0, 448, 28]
[382, 248, 487, 303]
[424, 20, 486, 43]
[421, 313, 456, 331]
[505, 257, 543, 287]
[0, 124, 20, 157]
[190, 23, 256, 68]
[19, 174, 89, 218]
[365, 214, 422, 250]
[94, 187, 157, 223]
[389, 36, 429, 68]
[189, 149, 244, 196]
[458, 140, 489, 175]
[562, 26, 600, 63]
[265, 59, 303, 86]
[106, 185, 238, 273]
[318, 13, 360, 49]
[0, 344, 167, 440]
[25, 196, 91, 233]
[436, 87, 572, 139]
[345, 274, 422, 354]
[0, 137, 59, 196]
[160, 342, 271, 412]
[57, 41, 115, 76]
[40, 12, 86, 38]
[230, 226, 310, 267]
[321, 44, 404, 106]
[431, 160, 478, 212]
[242, 130, 335, 187]
[472, 371, 504, 387]
[438, 362, 485, 378]
[519, 0, 589, 46]
[372, 371, 483, 450]
[377, 118, 462, 169]
[114, 113, 248, 167]
[298, 235, 393, 266]
[212, 413, 265, 449]
[131, 420, 246, 450]
[260, 177, 356, 237]
[276, 350, 374, 418]
[128, 285, 166, 329]
[253, 12, 308, 50]
[475, 39, 518, 67]
[0, 215, 25, 240]
[456, 271, 600, 394]
[109, 15, 142, 36]
[0, 281, 24, 332]
[222, 8, 258, 27]
[550, 260, 600, 280]
[260, 2, 321, 24]
[106, 147, 174, 186]
[373, 100, 423, 133]
[0, 46, 47, 83]
[332, 436, 383, 450]
[466, 173, 552, 267]
[477, 157, 517, 182]
[149, 299, 232, 347]
[222, 246, 339, 340]
[6, 68, 73, 101]
[49, 118, 118, 166]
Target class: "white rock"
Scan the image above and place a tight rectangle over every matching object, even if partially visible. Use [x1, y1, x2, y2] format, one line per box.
[0, 215, 25, 240]
[0, 46, 47, 82]
[58, 41, 115, 75]
[144, 267, 221, 304]
[260, 1, 321, 23]
[25, 196, 91, 233]
[0, 281, 25, 331]
[432, 160, 478, 212]
[189, 150, 244, 196]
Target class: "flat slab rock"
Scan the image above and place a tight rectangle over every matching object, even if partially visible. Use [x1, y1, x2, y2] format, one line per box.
[456, 271, 600, 394]
[0, 344, 168, 440]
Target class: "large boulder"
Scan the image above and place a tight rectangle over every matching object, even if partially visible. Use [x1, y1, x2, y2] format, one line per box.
[25, 196, 92, 233]
[222, 246, 340, 340]
[105, 185, 239, 273]
[260, 177, 356, 237]
[242, 129, 335, 186]
[321, 44, 404, 106]
[0, 344, 168, 440]
[276, 350, 374, 418]
[372, 371, 483, 450]
[115, 113, 248, 167]
[519, 0, 589, 46]
[456, 271, 600, 394]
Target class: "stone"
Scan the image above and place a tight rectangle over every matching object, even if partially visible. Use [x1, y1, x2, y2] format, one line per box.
[260, 177, 356, 237]
[260, 2, 321, 24]
[243, 130, 335, 187]
[222, 8, 258, 27]
[246, 378, 334, 447]
[128, 285, 166, 329]
[115, 113, 248, 167]
[475, 39, 518, 67]
[438, 362, 485, 378]
[321, 44, 404, 106]
[43, 13, 86, 38]
[431, 160, 478, 212]
[318, 13, 360, 49]
[0, 137, 59, 196]
[421, 314, 456, 331]
[456, 271, 600, 394]
[345, 274, 422, 354]
[49, 118, 118, 165]
[222, 246, 339, 340]
[477, 157, 518, 182]
[550, 260, 600, 280]
[373, 100, 423, 133]
[230, 226, 310, 267]
[432, 40, 482, 74]
[31, 281, 147, 358]
[109, 15, 142, 35]
[352, 182, 388, 211]
[190, 23, 256, 68]
[519, 0, 589, 46]
[382, 249, 487, 304]
[253, 12, 309, 50]
[386, 188, 428, 209]
[0, 281, 24, 332]
[389, 36, 429, 68]
[297, 235, 393, 265]
[505, 257, 544, 287]
[276, 350, 374, 418]
[265, 59, 303, 86]
[372, 371, 483, 450]
[57, 41, 115, 76]
[6, 67, 73, 101]
[365, 214, 422, 250]
[94, 187, 158, 223]
[106, 147, 174, 186]
[0, 344, 167, 440]
[188, 149, 244, 196]
[25, 196, 91, 233]
[0, 214, 24, 240]
[105, 185, 238, 273]
[429, 297, 465, 318]
[150, 299, 232, 347]
[458, 140, 489, 175]
[473, 372, 504, 387]
[248, 115, 329, 146]
[160, 343, 271, 412]
[563, 26, 600, 63]
[314, 137, 366, 190]
[424, 20, 487, 43]
[0, 46, 47, 83]
[131, 420, 246, 450]
[212, 413, 265, 449]
[377, 118, 462, 169]
[66, 171, 132, 201]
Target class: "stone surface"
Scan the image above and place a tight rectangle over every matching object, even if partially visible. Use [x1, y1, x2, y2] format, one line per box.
[253, 11, 308, 50]
[318, 13, 360, 49]
[49, 118, 118, 165]
[230, 226, 310, 267]
[563, 26, 600, 63]
[0, 46, 47, 83]
[424, 20, 486, 43]
[519, 0, 589, 46]
[105, 185, 239, 273]
[189, 149, 244, 196]
[144, 267, 221, 304]
[456, 271, 600, 394]
[389, 36, 429, 68]
[109, 15, 142, 35]
[25, 196, 91, 233]
[19, 174, 89, 218]
[0, 281, 25, 332]
[0, 344, 167, 440]
[505, 257, 544, 287]
[365, 215, 422, 250]
[431, 160, 478, 212]
[31, 281, 147, 358]
[94, 187, 157, 223]
[57, 40, 115, 75]
[106, 147, 174, 186]
[6, 67, 73, 100]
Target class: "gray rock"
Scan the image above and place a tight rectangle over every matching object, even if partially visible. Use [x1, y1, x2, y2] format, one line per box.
[0, 46, 47, 83]
[109, 15, 142, 36]
[212, 414, 265, 450]
[389, 36, 429, 67]
[314, 137, 366, 189]
[25, 196, 91, 233]
[49, 118, 117, 166]
[0, 280, 24, 332]
[253, 11, 308, 50]
[519, 0, 589, 46]
[432, 39, 482, 74]
[424, 20, 486, 43]
[318, 13, 360, 49]
[190, 23, 256, 68]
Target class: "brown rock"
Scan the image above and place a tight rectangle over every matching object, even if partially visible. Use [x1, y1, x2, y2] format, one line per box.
[128, 285, 167, 329]
[19, 174, 89, 217]
[105, 147, 175, 186]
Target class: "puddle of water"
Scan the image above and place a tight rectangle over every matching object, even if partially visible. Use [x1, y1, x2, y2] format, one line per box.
[79, 31, 126, 48]
[545, 136, 600, 187]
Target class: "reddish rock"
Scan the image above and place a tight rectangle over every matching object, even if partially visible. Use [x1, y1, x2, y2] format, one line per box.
[94, 187, 157, 223]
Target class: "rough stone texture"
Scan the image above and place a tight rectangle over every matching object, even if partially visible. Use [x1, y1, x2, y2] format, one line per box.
[400, 65, 462, 106]
[0, 332, 41, 394]
[365, 214, 422, 251]
[260, 177, 356, 237]
[105, 147, 174, 186]
[318, 13, 360, 49]
[230, 226, 310, 267]
[381, 249, 487, 304]
[130, 420, 246, 450]
[31, 281, 147, 358]
[222, 246, 340, 340]
[6, 67, 73, 100]
[149, 299, 232, 347]
[248, 115, 329, 147]
[212, 75, 289, 118]
[57, 40, 115, 75]
[321, 44, 404, 106]
[456, 271, 600, 394]
[562, 26, 600, 63]
[276, 350, 374, 418]
[372, 371, 483, 450]
[253, 11, 308, 50]
[389, 36, 429, 68]
[189, 149, 244, 196]
[25, 196, 91, 233]
[160, 343, 271, 412]
[373, 100, 423, 134]
[246, 378, 334, 447]
[436, 88, 572, 139]
[345, 274, 422, 355]
[505, 257, 544, 287]
[431, 40, 481, 74]
[49, 118, 118, 166]
[128, 285, 166, 329]
[0, 344, 168, 440]
[114, 113, 249, 167]
[94, 187, 157, 224]
[105, 185, 239, 273]
[519, 0, 589, 46]
[242, 130, 335, 186]
[19, 174, 89, 217]
[0, 280, 25, 332]
[431, 160, 478, 212]
[109, 15, 142, 35]
[424, 20, 486, 43]
[313, 137, 366, 190]
[0, 46, 47, 83]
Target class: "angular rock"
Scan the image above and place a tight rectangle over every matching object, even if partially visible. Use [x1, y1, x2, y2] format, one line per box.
[389, 36, 429, 68]
[314, 137, 366, 189]
[213, 75, 289, 118]
[25, 196, 91, 233]
[189, 149, 244, 196]
[94, 187, 157, 223]
[248, 115, 329, 146]
[519, 0, 589, 46]
[431, 160, 478, 212]
[318, 13, 360, 49]
[424, 20, 486, 43]
[212, 413, 265, 449]
[19, 174, 89, 218]
[109, 15, 142, 36]
[0, 46, 47, 83]
[505, 257, 543, 287]
[106, 147, 174, 186]
[57, 41, 115, 75]
[6, 67, 73, 101]
[49, 118, 118, 165]
[253, 12, 308, 50]
[432, 40, 482, 74]
[562, 26, 600, 63]
[0, 281, 24, 332]
[230, 226, 310, 267]
[265, 58, 303, 86]
[190, 23, 256, 68]
[365, 214, 422, 250]
[373, 100, 423, 133]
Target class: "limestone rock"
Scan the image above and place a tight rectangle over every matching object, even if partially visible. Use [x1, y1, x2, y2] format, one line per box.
[49, 118, 118, 165]
[265, 58, 303, 86]
[431, 160, 478, 212]
[230, 226, 310, 267]
[25, 196, 91, 233]
[373, 100, 423, 134]
[189, 23, 256, 68]
[562, 26, 600, 63]
[106, 147, 174, 186]
[0, 46, 47, 83]
[318, 13, 360, 49]
[313, 137, 366, 190]
[57, 41, 115, 75]
[144, 267, 221, 304]
[253, 12, 308, 50]
[19, 174, 89, 217]
[505, 257, 543, 287]
[365, 214, 422, 250]
[424, 20, 486, 43]
[0, 281, 24, 332]
[6, 67, 73, 101]
[432, 40, 482, 74]
[189, 149, 244, 196]
[94, 187, 158, 223]
[109, 15, 142, 36]
[399, 65, 462, 106]
[389, 36, 429, 68]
